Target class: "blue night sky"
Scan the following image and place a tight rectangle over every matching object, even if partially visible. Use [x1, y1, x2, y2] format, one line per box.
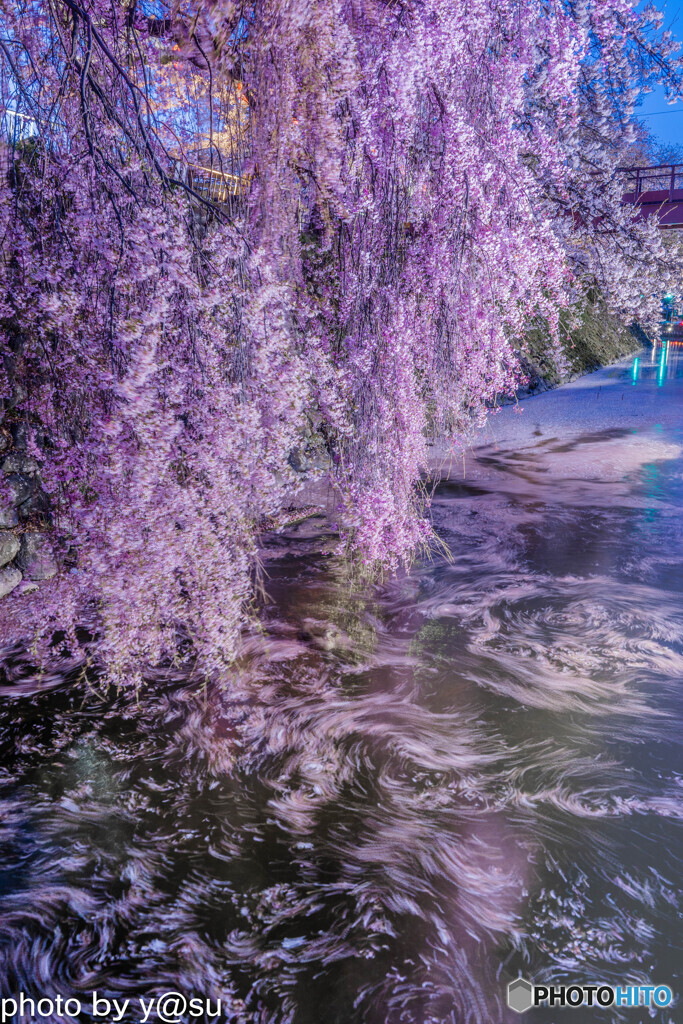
[636, 1, 683, 150]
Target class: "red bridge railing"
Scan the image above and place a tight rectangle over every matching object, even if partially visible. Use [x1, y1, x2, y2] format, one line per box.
[617, 163, 683, 228]
[617, 163, 683, 200]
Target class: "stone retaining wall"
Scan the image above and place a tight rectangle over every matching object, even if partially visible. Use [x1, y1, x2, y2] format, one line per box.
[0, 417, 57, 599]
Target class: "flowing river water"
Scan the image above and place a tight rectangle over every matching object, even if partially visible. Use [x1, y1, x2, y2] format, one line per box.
[0, 345, 682, 1024]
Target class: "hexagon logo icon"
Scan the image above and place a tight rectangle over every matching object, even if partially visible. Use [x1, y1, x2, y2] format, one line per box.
[507, 977, 534, 1014]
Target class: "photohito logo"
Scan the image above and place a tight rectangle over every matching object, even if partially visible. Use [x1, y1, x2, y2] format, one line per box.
[506, 978, 673, 1014]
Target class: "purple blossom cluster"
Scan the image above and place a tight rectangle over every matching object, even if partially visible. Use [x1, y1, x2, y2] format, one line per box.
[0, 0, 679, 682]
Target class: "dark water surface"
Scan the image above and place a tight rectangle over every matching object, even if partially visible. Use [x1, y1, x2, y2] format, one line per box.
[1, 346, 682, 1023]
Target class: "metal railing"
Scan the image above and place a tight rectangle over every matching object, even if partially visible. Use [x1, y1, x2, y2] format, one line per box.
[0, 108, 38, 145]
[185, 163, 252, 203]
[617, 163, 683, 199]
[0, 112, 253, 206]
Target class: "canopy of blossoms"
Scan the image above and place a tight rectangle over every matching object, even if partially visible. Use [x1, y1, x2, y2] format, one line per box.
[0, 0, 680, 684]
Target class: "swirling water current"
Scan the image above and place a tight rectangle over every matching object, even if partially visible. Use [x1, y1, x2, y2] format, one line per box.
[0, 346, 682, 1024]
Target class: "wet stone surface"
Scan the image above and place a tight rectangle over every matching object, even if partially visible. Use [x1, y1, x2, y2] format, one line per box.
[16, 532, 58, 580]
[0, 531, 20, 568]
